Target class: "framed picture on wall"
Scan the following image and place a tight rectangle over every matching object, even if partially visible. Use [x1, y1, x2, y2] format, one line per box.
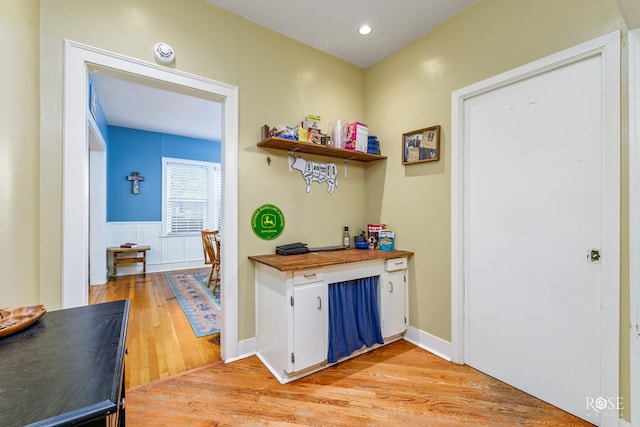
[90, 85, 97, 120]
[402, 125, 441, 164]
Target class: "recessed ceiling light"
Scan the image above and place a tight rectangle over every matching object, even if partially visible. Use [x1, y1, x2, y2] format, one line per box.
[359, 25, 372, 36]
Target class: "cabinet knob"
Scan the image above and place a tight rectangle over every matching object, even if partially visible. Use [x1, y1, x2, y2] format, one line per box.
[317, 296, 322, 310]
[388, 282, 393, 293]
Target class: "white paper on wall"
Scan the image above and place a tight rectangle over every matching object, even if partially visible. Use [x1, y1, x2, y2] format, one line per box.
[288, 153, 338, 194]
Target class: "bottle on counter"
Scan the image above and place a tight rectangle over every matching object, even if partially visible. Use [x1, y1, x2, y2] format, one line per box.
[343, 226, 350, 247]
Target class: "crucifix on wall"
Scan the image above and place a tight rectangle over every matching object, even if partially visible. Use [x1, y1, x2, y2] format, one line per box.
[127, 171, 144, 194]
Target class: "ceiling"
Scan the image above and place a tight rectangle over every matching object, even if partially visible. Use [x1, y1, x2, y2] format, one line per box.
[206, 0, 477, 69]
[90, 73, 222, 141]
[91, 0, 476, 140]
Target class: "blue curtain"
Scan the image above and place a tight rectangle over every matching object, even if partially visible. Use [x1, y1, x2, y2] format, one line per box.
[327, 276, 383, 363]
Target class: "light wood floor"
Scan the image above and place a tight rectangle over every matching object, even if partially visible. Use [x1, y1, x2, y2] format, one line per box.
[91, 271, 592, 426]
[89, 270, 220, 389]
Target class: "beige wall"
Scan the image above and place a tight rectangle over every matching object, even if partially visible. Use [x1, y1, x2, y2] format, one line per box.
[2, 0, 631, 421]
[365, 0, 629, 419]
[37, 0, 366, 337]
[235, 20, 367, 332]
[0, 0, 40, 306]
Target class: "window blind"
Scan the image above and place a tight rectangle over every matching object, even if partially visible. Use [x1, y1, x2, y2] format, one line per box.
[166, 162, 209, 234]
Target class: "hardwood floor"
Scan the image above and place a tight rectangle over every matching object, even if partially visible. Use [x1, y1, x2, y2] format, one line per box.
[89, 270, 220, 389]
[91, 272, 592, 426]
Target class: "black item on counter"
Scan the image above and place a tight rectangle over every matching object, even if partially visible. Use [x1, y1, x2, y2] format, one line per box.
[275, 242, 309, 255]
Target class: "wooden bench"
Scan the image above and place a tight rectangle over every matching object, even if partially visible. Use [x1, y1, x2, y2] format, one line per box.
[108, 246, 151, 277]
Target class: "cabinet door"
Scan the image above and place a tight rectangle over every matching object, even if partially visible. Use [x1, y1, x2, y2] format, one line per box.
[380, 270, 406, 338]
[291, 282, 326, 372]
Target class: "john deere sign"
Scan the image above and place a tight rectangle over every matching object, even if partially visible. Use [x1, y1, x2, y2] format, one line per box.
[251, 204, 285, 240]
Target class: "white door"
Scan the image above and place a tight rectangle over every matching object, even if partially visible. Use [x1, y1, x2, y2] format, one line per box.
[452, 33, 620, 425]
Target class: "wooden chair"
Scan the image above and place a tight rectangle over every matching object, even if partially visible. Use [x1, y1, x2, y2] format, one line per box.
[201, 230, 221, 293]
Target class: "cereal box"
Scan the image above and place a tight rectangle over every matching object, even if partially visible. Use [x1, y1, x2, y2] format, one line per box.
[304, 115, 322, 131]
[378, 230, 395, 251]
[367, 223, 386, 249]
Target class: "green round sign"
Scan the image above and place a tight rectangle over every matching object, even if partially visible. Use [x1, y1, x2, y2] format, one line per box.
[251, 204, 285, 240]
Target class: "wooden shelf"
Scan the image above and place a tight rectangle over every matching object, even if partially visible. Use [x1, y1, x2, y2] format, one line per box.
[258, 137, 386, 162]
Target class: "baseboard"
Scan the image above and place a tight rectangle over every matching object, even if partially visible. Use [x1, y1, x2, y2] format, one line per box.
[237, 336, 256, 358]
[112, 260, 206, 277]
[223, 337, 256, 364]
[404, 326, 452, 361]
[232, 330, 454, 366]
[146, 261, 206, 273]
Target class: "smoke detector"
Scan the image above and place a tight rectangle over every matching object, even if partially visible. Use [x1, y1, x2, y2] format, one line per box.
[153, 43, 175, 64]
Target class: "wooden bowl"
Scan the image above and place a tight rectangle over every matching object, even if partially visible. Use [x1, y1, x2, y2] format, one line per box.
[0, 305, 47, 338]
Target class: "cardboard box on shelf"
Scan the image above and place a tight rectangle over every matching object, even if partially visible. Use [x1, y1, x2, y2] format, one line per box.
[367, 223, 386, 249]
[308, 128, 322, 144]
[304, 115, 322, 131]
[348, 121, 368, 152]
[378, 230, 395, 251]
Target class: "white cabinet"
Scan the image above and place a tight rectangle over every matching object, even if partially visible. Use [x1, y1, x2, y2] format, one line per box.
[255, 264, 327, 383]
[288, 281, 326, 373]
[379, 258, 408, 339]
[252, 251, 412, 384]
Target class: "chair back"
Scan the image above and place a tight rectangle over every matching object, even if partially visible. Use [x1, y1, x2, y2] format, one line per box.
[201, 230, 220, 265]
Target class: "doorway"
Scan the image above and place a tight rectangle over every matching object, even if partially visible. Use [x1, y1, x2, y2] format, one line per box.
[63, 40, 240, 361]
[451, 32, 620, 425]
[87, 70, 223, 280]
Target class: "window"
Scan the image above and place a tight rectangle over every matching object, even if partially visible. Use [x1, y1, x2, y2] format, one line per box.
[162, 157, 221, 234]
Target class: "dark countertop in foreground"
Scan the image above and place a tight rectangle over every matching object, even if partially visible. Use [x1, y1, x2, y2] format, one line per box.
[0, 300, 129, 427]
[248, 248, 414, 272]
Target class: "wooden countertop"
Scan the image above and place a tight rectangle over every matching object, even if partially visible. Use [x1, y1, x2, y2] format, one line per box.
[248, 248, 413, 272]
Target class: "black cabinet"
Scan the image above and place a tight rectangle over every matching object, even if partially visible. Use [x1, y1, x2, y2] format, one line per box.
[0, 300, 130, 427]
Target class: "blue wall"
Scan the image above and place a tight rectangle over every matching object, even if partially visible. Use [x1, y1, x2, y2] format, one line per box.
[88, 75, 110, 140]
[107, 126, 221, 222]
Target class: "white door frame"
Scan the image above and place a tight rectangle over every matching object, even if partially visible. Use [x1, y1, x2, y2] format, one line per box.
[629, 27, 640, 427]
[451, 31, 620, 423]
[88, 115, 107, 286]
[63, 40, 240, 361]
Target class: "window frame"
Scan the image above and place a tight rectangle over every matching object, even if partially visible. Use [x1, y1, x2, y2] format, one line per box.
[161, 156, 220, 236]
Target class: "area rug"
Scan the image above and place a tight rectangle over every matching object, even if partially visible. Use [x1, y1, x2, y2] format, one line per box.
[166, 270, 221, 337]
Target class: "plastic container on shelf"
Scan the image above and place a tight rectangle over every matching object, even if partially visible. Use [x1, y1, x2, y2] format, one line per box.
[329, 120, 349, 148]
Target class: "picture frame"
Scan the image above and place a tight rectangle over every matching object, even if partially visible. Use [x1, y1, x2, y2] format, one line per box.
[402, 125, 441, 164]
[89, 84, 97, 120]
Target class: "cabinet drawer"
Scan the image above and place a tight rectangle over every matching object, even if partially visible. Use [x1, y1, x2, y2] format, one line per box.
[293, 270, 324, 285]
[385, 258, 407, 272]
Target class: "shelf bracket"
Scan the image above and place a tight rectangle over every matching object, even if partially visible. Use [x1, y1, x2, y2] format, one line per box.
[344, 158, 355, 178]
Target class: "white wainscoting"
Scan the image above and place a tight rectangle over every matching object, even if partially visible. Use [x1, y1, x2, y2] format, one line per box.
[106, 222, 206, 277]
